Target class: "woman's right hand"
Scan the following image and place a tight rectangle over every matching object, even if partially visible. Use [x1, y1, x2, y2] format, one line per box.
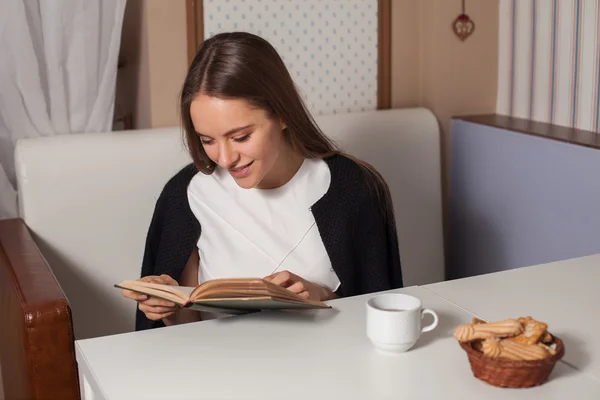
[121, 274, 180, 321]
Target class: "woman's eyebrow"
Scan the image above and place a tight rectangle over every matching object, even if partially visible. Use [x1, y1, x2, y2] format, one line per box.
[196, 124, 254, 138]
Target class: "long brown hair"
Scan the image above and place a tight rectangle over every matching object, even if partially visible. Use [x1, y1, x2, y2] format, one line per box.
[179, 32, 395, 224]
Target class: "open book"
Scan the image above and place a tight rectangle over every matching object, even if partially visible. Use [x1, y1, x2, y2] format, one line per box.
[115, 278, 332, 315]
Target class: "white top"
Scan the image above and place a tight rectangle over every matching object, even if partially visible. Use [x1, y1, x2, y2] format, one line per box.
[187, 158, 341, 292]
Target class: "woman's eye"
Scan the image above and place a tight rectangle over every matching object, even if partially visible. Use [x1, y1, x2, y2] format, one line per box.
[233, 134, 251, 143]
[200, 138, 214, 145]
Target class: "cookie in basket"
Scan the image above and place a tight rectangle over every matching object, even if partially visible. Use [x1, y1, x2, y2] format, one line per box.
[481, 337, 549, 361]
[508, 316, 548, 345]
[453, 319, 523, 342]
[454, 316, 565, 388]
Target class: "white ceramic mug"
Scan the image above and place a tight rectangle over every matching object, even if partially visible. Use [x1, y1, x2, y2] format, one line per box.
[366, 293, 439, 353]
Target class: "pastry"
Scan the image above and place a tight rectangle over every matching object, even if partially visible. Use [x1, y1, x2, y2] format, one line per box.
[453, 319, 523, 342]
[471, 340, 484, 352]
[541, 331, 553, 344]
[456, 315, 558, 365]
[508, 316, 548, 345]
[481, 338, 502, 358]
[538, 342, 557, 356]
[481, 337, 550, 361]
[497, 339, 550, 361]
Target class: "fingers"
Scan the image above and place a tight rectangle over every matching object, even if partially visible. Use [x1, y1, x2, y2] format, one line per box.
[140, 297, 177, 308]
[264, 271, 314, 298]
[286, 280, 306, 294]
[138, 275, 162, 284]
[139, 303, 177, 315]
[121, 289, 148, 302]
[123, 287, 175, 309]
[265, 270, 296, 287]
[123, 275, 177, 304]
[159, 274, 179, 286]
[139, 297, 179, 321]
[121, 289, 136, 299]
[143, 311, 177, 321]
[287, 282, 314, 300]
[263, 271, 322, 300]
[138, 274, 178, 286]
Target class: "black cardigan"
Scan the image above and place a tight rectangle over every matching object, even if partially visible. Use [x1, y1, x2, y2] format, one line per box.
[135, 154, 403, 331]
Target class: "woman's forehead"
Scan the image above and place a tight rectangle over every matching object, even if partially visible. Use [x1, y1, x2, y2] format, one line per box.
[190, 95, 268, 135]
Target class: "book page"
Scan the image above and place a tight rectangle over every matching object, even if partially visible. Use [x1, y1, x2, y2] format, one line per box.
[170, 286, 196, 296]
[191, 278, 314, 304]
[115, 281, 191, 305]
[193, 297, 331, 311]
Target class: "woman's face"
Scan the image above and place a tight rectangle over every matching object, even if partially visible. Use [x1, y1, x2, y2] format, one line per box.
[190, 94, 288, 189]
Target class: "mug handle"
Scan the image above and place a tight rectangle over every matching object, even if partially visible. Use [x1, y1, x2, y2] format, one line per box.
[421, 308, 439, 333]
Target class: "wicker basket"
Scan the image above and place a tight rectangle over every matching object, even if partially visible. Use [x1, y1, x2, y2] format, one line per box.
[459, 337, 565, 388]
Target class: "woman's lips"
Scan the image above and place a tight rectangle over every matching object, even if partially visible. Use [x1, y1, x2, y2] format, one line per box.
[229, 161, 253, 179]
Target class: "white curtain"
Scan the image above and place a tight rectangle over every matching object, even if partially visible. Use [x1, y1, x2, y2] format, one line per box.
[0, 0, 127, 219]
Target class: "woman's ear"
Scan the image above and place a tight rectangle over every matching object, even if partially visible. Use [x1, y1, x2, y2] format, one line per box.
[280, 120, 287, 131]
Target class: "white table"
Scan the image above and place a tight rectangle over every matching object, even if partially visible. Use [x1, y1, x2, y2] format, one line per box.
[76, 286, 600, 400]
[424, 254, 600, 382]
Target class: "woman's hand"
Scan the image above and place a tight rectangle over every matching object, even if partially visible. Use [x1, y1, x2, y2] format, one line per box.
[121, 274, 180, 321]
[263, 270, 337, 301]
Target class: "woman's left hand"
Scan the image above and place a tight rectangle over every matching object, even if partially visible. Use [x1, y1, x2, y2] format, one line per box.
[263, 270, 336, 301]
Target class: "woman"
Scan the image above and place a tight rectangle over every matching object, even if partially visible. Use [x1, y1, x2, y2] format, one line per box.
[123, 32, 403, 331]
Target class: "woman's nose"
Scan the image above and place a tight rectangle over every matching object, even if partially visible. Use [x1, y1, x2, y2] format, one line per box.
[218, 142, 239, 168]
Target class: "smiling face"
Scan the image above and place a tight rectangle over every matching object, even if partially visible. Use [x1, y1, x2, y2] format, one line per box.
[189, 94, 298, 189]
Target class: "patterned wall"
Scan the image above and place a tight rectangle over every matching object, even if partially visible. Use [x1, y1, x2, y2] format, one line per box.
[497, 0, 600, 132]
[202, 0, 379, 116]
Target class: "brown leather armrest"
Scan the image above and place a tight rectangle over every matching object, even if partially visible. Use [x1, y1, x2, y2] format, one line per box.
[0, 218, 79, 400]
